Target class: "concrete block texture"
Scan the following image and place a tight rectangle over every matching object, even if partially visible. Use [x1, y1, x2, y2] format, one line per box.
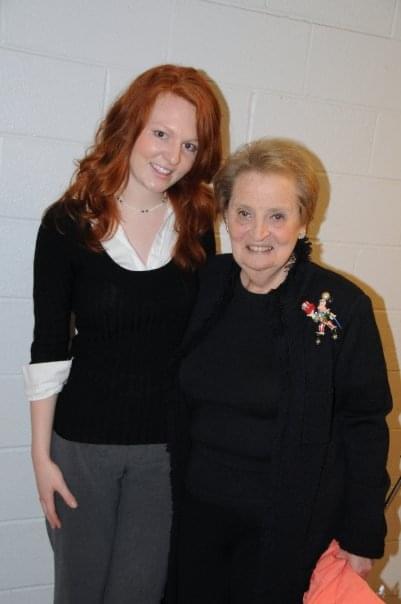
[393, 0, 401, 40]
[105, 67, 148, 109]
[387, 374, 401, 429]
[264, 0, 396, 36]
[370, 111, 401, 179]
[309, 174, 401, 246]
[355, 247, 401, 310]
[170, 0, 310, 92]
[0, 376, 30, 448]
[310, 241, 359, 275]
[215, 83, 251, 152]
[205, 0, 397, 36]
[0, 450, 42, 522]
[203, 0, 266, 9]
[375, 310, 401, 372]
[387, 433, 401, 491]
[306, 26, 401, 110]
[0, 300, 33, 374]
[0, 521, 52, 589]
[394, 0, 401, 39]
[0, 219, 38, 299]
[0, 586, 52, 604]
[2, 0, 172, 68]
[251, 92, 376, 174]
[0, 136, 84, 219]
[0, 49, 105, 142]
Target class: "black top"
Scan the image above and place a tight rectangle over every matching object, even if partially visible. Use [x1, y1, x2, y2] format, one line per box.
[31, 213, 214, 445]
[180, 278, 282, 505]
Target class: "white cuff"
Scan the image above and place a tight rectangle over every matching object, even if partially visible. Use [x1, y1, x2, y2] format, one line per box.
[22, 360, 72, 401]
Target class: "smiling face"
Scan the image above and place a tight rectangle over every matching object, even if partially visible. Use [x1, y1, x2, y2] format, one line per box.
[226, 170, 306, 293]
[125, 93, 198, 203]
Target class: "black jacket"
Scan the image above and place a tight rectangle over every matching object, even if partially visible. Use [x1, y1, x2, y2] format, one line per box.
[165, 245, 391, 603]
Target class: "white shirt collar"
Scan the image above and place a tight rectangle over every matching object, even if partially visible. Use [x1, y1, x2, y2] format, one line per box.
[101, 203, 177, 271]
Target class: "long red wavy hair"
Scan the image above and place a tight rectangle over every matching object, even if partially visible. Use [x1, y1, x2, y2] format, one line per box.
[47, 64, 223, 269]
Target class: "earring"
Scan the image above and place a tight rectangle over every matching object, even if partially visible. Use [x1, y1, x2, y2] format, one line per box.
[298, 232, 306, 240]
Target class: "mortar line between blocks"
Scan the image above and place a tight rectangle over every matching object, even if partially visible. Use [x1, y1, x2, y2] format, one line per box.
[0, 442, 32, 449]
[166, 0, 177, 62]
[246, 91, 258, 143]
[0, 517, 45, 527]
[101, 69, 111, 117]
[367, 112, 381, 175]
[302, 23, 314, 96]
[0, 584, 53, 594]
[390, 0, 400, 38]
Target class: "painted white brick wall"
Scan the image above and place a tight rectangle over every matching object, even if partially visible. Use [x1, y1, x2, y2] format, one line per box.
[395, 0, 401, 39]
[306, 26, 401, 110]
[250, 93, 377, 173]
[0, 1, 400, 601]
[371, 111, 401, 179]
[264, 0, 396, 35]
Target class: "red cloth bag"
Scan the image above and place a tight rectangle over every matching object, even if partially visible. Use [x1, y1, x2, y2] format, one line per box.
[303, 540, 383, 603]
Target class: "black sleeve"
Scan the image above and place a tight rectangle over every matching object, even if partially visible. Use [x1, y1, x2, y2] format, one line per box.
[30, 223, 74, 363]
[335, 294, 392, 558]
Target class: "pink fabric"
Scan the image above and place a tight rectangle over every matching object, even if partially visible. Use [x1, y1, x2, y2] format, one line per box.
[303, 540, 383, 603]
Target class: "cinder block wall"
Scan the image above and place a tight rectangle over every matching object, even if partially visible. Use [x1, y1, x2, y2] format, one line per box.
[1, 1, 400, 601]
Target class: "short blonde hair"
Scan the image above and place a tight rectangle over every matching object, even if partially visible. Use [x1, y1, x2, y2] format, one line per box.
[214, 138, 319, 224]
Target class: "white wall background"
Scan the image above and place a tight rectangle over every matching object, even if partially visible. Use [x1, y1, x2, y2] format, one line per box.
[1, 0, 400, 602]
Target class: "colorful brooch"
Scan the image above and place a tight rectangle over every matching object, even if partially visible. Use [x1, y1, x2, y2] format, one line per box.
[301, 291, 341, 345]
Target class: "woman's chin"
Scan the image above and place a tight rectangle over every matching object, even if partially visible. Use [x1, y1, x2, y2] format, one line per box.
[240, 259, 276, 275]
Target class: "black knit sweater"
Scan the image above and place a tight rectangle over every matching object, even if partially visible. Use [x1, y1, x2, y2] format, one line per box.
[30, 213, 214, 445]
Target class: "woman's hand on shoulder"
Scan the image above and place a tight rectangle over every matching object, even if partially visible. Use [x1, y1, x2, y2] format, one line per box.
[336, 547, 373, 579]
[32, 455, 78, 529]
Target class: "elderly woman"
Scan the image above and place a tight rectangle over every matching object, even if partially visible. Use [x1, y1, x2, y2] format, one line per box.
[165, 138, 391, 604]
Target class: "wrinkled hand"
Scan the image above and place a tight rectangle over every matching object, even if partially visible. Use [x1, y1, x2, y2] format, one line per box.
[336, 548, 373, 579]
[32, 457, 78, 529]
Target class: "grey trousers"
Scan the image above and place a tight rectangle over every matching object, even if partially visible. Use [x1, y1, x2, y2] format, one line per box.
[48, 431, 172, 604]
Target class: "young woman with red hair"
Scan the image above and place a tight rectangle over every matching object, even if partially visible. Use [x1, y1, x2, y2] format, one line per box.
[23, 64, 222, 604]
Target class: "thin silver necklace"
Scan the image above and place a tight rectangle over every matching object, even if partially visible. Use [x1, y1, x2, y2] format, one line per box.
[118, 192, 167, 214]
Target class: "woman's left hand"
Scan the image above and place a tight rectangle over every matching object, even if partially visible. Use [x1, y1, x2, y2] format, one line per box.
[336, 548, 373, 579]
